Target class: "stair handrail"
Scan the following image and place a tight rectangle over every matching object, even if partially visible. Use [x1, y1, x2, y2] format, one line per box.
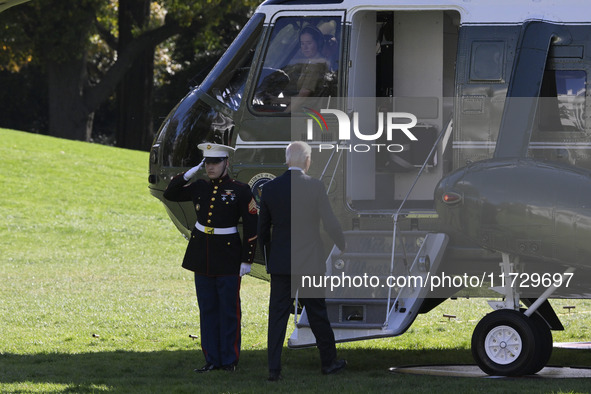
[385, 118, 453, 324]
[319, 140, 344, 196]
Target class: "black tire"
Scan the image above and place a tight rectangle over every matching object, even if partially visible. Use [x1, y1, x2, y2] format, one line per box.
[525, 311, 553, 375]
[471, 309, 538, 376]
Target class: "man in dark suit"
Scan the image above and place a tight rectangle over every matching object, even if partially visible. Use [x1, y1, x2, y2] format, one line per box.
[164, 143, 258, 373]
[258, 141, 347, 381]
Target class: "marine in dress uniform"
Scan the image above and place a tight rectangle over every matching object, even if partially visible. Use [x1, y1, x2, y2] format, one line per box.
[163, 143, 258, 373]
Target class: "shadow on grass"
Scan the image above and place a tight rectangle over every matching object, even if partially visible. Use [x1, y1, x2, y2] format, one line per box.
[0, 347, 466, 392]
[1, 347, 590, 393]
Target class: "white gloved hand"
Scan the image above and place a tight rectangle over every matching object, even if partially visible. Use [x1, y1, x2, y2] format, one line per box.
[239, 262, 251, 277]
[183, 160, 205, 181]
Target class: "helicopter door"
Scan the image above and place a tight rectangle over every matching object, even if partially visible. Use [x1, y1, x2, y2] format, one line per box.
[345, 10, 459, 212]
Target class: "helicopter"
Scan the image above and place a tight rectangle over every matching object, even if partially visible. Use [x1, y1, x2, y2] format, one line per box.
[149, 0, 591, 376]
[0, 0, 30, 13]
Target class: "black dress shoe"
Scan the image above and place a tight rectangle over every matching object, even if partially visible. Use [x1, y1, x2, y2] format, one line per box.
[321, 359, 347, 375]
[194, 363, 219, 373]
[221, 364, 236, 372]
[268, 370, 282, 381]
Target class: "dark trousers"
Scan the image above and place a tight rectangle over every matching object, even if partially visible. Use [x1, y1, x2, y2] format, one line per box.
[268, 274, 337, 372]
[195, 274, 241, 367]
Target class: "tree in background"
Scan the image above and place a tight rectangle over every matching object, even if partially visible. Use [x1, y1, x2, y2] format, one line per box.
[116, 0, 155, 151]
[0, 0, 258, 149]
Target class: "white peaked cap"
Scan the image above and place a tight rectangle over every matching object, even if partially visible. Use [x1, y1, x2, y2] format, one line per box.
[198, 143, 235, 158]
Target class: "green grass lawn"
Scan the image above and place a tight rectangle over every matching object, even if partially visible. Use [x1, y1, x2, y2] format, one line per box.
[1, 128, 591, 393]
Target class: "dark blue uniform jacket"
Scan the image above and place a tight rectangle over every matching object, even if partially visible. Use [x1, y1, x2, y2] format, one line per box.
[164, 174, 258, 276]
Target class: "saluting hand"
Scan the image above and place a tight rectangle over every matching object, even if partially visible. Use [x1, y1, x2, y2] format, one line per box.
[183, 160, 205, 181]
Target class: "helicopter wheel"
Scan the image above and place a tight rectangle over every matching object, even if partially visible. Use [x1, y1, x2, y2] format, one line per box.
[526, 311, 553, 375]
[471, 309, 540, 376]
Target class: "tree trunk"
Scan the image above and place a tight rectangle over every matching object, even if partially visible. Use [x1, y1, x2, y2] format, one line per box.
[116, 0, 154, 151]
[47, 57, 93, 141]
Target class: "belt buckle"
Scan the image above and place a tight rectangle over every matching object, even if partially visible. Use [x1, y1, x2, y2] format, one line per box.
[204, 226, 214, 235]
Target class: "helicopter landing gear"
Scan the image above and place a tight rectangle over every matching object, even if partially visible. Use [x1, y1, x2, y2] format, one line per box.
[471, 253, 569, 376]
[471, 308, 550, 376]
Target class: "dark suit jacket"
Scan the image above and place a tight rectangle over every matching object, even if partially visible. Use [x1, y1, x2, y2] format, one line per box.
[258, 169, 345, 276]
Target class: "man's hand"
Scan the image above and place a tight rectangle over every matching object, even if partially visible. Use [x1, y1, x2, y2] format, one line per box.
[239, 262, 251, 277]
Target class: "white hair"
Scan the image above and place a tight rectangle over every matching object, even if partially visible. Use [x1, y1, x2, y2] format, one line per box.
[285, 141, 311, 168]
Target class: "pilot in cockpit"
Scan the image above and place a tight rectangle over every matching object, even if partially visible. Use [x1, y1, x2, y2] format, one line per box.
[253, 22, 339, 113]
[283, 26, 330, 112]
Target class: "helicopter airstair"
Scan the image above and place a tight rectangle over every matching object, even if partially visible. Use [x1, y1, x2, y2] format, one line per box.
[288, 227, 448, 347]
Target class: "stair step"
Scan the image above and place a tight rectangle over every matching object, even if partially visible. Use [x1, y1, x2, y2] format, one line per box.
[296, 321, 384, 329]
[343, 230, 429, 235]
[325, 298, 392, 305]
[324, 299, 393, 325]
[338, 252, 415, 259]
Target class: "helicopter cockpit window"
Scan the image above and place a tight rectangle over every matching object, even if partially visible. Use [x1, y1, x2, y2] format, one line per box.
[157, 14, 264, 168]
[206, 13, 264, 111]
[158, 92, 236, 168]
[251, 16, 341, 113]
[538, 70, 586, 132]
